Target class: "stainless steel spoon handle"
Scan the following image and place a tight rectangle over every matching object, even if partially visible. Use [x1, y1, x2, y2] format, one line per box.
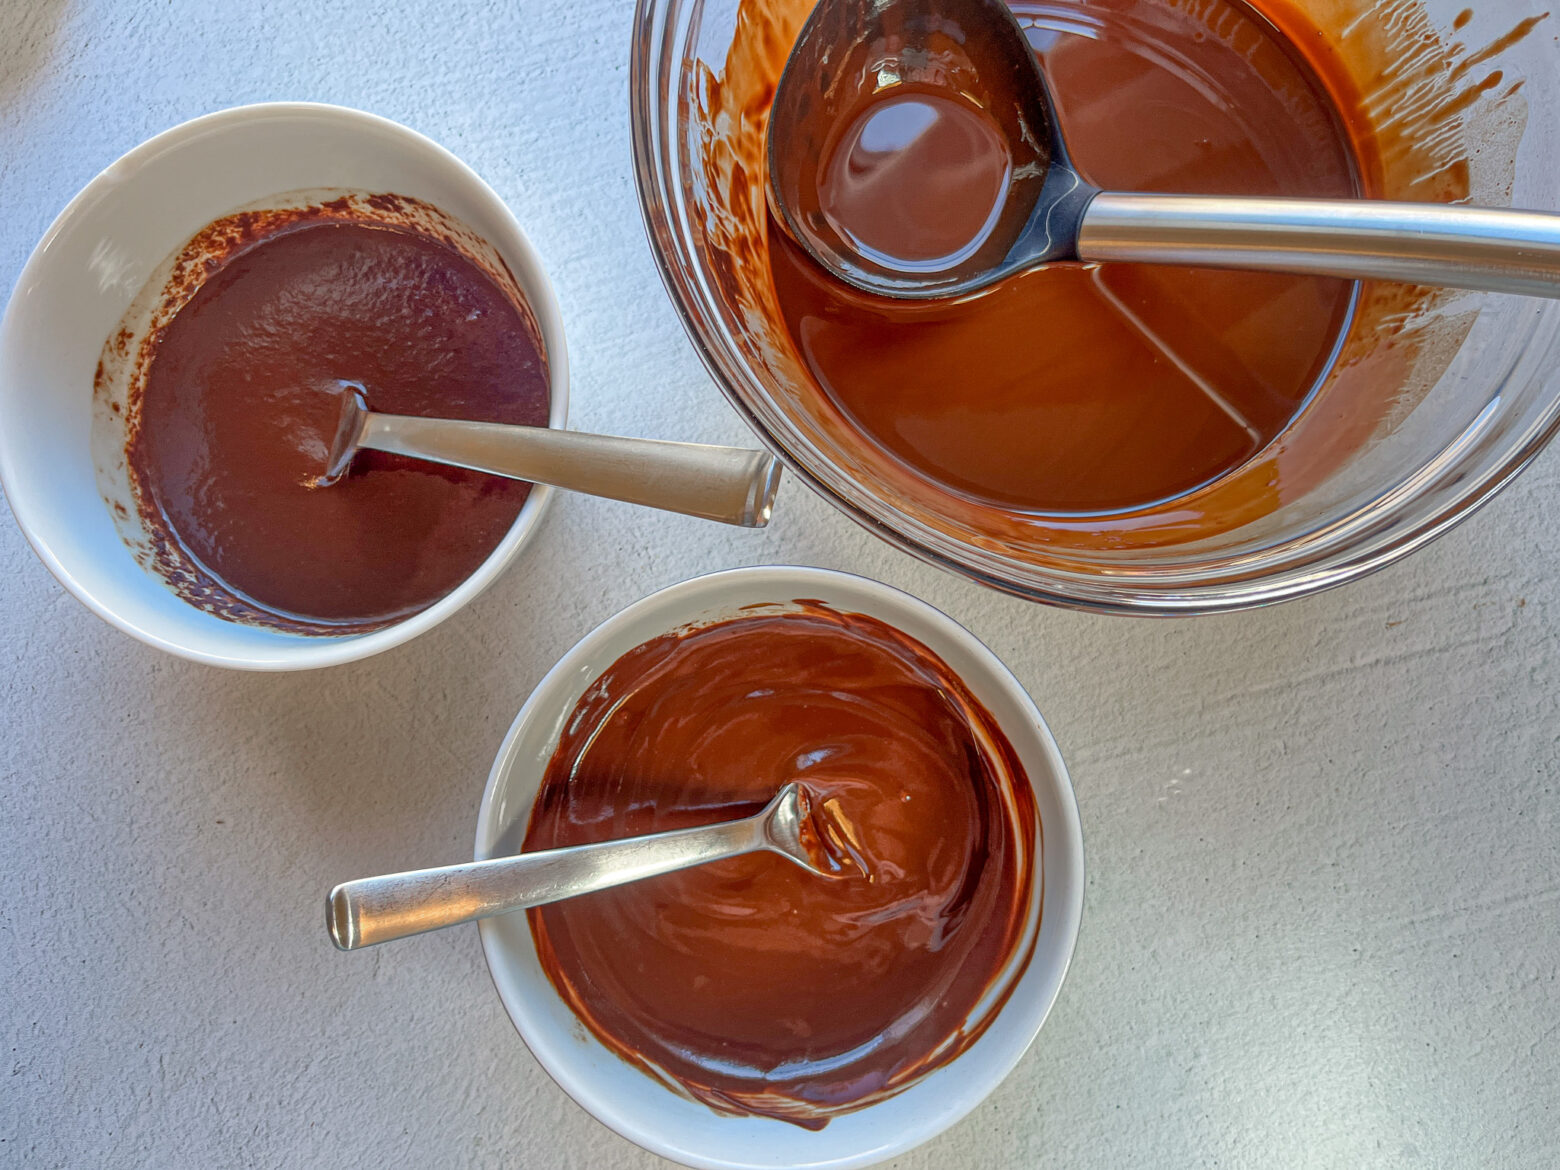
[359, 413, 783, 527]
[328, 816, 765, 950]
[1078, 194, 1560, 298]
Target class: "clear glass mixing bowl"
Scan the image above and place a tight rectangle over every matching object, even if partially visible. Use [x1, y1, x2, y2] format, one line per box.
[630, 0, 1560, 614]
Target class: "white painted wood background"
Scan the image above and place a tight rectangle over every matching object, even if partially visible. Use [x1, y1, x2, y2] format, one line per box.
[1, 1, 1556, 1165]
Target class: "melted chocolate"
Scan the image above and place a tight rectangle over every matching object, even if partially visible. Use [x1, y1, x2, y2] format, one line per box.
[691, 0, 1541, 553]
[770, 0, 1362, 514]
[523, 605, 1037, 1127]
[122, 205, 549, 631]
[820, 88, 1013, 270]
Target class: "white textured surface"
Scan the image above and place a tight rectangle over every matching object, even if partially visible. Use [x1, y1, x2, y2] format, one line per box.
[1, 2, 1556, 1166]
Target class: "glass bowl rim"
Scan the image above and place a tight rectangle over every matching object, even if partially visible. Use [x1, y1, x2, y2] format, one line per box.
[626, 0, 1560, 615]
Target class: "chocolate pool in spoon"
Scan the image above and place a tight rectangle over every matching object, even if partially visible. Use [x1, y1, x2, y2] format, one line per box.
[768, 0, 1560, 300]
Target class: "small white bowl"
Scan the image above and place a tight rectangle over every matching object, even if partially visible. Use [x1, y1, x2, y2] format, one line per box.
[0, 103, 568, 669]
[476, 566, 1085, 1170]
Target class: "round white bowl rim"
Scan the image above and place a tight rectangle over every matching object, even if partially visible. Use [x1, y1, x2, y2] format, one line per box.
[0, 101, 568, 670]
[474, 565, 1085, 1170]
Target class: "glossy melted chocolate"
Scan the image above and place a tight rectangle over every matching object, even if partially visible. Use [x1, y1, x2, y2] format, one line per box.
[523, 605, 1037, 1127]
[771, 0, 1365, 515]
[820, 88, 1014, 270]
[123, 206, 549, 631]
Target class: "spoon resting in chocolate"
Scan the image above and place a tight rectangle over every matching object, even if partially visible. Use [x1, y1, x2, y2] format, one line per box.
[327, 782, 856, 951]
[768, 0, 1560, 300]
[312, 380, 782, 528]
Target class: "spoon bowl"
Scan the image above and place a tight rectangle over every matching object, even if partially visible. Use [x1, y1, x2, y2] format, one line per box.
[326, 781, 848, 951]
[766, 0, 1079, 297]
[769, 0, 1560, 300]
[314, 379, 782, 527]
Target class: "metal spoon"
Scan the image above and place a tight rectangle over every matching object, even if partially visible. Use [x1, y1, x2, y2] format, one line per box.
[327, 783, 847, 950]
[768, 0, 1560, 300]
[315, 382, 782, 528]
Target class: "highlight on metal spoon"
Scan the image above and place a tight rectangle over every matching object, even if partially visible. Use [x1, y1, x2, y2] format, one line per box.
[767, 0, 1560, 300]
[326, 782, 860, 951]
[312, 381, 782, 528]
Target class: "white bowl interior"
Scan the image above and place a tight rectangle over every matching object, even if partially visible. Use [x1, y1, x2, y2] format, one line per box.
[0, 103, 569, 669]
[475, 566, 1085, 1170]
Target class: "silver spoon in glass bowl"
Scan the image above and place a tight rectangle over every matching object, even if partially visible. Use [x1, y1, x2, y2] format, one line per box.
[326, 783, 859, 950]
[768, 0, 1560, 300]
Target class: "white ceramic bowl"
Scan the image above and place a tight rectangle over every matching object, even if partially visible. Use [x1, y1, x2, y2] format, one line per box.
[476, 566, 1085, 1170]
[0, 103, 568, 669]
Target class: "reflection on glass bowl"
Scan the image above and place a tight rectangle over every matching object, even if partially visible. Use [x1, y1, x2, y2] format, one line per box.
[630, 0, 1560, 614]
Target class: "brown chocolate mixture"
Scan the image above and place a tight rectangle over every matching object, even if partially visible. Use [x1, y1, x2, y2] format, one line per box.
[697, 0, 1538, 551]
[523, 605, 1037, 1128]
[771, 0, 1364, 513]
[118, 198, 549, 632]
[818, 86, 1015, 271]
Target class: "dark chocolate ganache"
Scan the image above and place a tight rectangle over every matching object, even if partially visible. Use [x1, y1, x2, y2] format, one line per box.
[117, 197, 549, 632]
[523, 604, 1038, 1128]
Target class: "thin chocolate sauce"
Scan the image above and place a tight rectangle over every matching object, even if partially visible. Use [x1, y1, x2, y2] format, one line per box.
[771, 0, 1363, 514]
[121, 205, 549, 631]
[683, 0, 1538, 551]
[523, 605, 1037, 1128]
[821, 88, 1013, 269]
